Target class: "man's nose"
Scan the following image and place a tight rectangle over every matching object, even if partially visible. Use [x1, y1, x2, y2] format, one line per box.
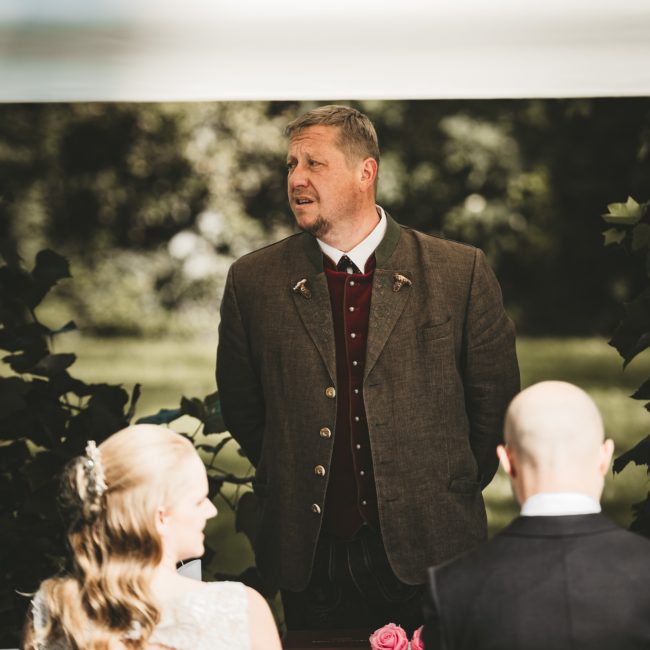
[289, 164, 308, 190]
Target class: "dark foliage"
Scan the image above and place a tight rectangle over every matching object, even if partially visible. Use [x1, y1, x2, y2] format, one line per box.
[0, 247, 139, 645]
[0, 247, 263, 645]
[604, 197, 650, 537]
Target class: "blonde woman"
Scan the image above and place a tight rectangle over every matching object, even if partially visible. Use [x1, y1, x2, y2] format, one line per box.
[22, 424, 282, 650]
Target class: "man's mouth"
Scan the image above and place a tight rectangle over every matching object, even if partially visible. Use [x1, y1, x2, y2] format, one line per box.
[294, 197, 315, 206]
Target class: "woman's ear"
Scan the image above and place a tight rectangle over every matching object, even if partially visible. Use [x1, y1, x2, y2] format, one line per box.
[155, 507, 168, 537]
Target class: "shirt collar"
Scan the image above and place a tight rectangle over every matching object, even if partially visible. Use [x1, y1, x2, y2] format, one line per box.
[521, 492, 601, 517]
[317, 206, 387, 272]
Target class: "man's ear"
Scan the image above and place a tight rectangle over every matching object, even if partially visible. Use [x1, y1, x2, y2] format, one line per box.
[599, 439, 615, 476]
[359, 157, 378, 189]
[497, 444, 516, 478]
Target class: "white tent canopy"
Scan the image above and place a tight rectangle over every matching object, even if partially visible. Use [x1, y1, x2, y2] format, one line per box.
[1, 0, 649, 102]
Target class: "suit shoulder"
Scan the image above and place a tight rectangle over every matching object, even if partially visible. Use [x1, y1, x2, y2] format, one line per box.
[605, 526, 650, 553]
[398, 224, 480, 260]
[229, 232, 306, 271]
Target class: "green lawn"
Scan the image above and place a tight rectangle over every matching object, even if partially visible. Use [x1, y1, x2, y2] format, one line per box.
[56, 334, 650, 571]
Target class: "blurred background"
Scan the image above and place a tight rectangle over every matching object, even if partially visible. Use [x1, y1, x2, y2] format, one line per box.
[1, 98, 650, 580]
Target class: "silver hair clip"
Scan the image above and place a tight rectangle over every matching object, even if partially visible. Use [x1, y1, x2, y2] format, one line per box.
[392, 273, 412, 292]
[292, 278, 312, 299]
[84, 440, 107, 499]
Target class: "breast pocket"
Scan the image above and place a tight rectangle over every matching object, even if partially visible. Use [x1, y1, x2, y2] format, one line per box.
[418, 317, 452, 342]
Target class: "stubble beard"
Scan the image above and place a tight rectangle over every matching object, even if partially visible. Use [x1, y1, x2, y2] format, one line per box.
[298, 214, 332, 239]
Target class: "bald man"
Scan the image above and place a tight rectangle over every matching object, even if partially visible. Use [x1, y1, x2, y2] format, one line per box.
[422, 381, 650, 650]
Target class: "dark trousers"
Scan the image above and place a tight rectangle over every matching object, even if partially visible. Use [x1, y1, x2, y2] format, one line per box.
[281, 526, 425, 635]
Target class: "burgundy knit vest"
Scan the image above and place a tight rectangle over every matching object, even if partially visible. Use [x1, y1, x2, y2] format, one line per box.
[322, 254, 380, 539]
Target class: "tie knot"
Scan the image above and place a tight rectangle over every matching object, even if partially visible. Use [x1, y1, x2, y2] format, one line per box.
[337, 255, 361, 274]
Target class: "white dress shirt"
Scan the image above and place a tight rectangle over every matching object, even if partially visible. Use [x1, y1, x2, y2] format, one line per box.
[521, 492, 601, 517]
[317, 205, 387, 272]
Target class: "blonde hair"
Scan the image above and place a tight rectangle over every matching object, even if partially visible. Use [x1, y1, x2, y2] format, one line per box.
[22, 425, 197, 650]
[285, 104, 380, 166]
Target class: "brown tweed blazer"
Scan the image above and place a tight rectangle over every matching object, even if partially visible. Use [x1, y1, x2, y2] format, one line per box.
[216, 214, 519, 591]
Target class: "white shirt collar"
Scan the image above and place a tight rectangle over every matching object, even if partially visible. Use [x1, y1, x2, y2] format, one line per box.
[317, 206, 387, 272]
[521, 492, 601, 517]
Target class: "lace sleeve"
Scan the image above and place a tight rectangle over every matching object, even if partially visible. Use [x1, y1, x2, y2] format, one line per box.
[29, 591, 70, 650]
[149, 581, 251, 650]
[32, 590, 48, 636]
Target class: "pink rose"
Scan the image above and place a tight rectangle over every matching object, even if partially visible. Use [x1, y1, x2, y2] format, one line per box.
[369, 623, 409, 650]
[410, 625, 424, 650]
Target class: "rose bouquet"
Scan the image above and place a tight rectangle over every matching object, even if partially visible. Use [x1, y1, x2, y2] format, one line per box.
[369, 623, 424, 650]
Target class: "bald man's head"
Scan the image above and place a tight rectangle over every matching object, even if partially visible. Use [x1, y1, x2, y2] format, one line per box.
[499, 381, 613, 502]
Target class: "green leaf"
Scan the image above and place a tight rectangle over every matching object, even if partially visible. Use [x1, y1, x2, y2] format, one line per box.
[24, 452, 63, 492]
[207, 474, 226, 496]
[204, 391, 220, 410]
[608, 289, 650, 367]
[48, 321, 77, 336]
[632, 223, 650, 252]
[0, 377, 30, 415]
[180, 396, 205, 421]
[602, 228, 626, 246]
[136, 407, 182, 425]
[602, 196, 644, 225]
[631, 378, 650, 401]
[3, 347, 49, 374]
[613, 434, 650, 475]
[28, 250, 71, 309]
[203, 394, 226, 434]
[31, 250, 71, 286]
[125, 383, 141, 422]
[30, 353, 76, 377]
[0, 440, 30, 471]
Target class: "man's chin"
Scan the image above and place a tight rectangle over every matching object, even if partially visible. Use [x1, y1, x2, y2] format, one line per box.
[296, 215, 331, 239]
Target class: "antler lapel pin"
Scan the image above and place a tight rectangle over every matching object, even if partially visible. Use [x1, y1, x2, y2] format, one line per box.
[392, 273, 412, 292]
[292, 278, 312, 299]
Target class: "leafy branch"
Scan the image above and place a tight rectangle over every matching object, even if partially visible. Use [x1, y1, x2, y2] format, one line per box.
[602, 196, 650, 537]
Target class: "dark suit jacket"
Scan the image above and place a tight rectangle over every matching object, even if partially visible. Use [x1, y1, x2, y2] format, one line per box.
[216, 214, 519, 591]
[423, 513, 650, 650]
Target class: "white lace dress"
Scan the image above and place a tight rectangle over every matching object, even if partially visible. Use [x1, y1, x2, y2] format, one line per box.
[32, 581, 251, 650]
[149, 581, 251, 650]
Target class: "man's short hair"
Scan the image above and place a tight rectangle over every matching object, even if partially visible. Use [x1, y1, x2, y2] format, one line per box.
[285, 105, 380, 166]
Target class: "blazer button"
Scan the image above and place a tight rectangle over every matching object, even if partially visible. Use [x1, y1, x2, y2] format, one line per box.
[311, 503, 321, 515]
[325, 386, 336, 399]
[314, 464, 326, 477]
[319, 427, 332, 439]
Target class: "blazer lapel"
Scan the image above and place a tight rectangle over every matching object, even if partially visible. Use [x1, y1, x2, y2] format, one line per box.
[290, 235, 337, 384]
[364, 213, 411, 380]
[364, 268, 413, 381]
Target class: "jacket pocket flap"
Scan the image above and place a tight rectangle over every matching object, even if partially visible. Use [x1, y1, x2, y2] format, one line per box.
[419, 317, 452, 341]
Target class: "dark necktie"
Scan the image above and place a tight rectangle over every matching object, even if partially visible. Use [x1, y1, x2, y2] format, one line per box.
[337, 255, 361, 274]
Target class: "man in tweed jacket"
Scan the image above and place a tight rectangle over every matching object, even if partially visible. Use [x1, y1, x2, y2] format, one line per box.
[216, 105, 519, 631]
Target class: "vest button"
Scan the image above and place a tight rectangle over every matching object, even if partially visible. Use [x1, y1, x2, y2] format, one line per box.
[314, 464, 326, 477]
[325, 386, 336, 399]
[311, 503, 321, 514]
[319, 427, 332, 439]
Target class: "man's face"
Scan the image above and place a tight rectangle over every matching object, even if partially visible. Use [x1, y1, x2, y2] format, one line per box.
[287, 125, 364, 239]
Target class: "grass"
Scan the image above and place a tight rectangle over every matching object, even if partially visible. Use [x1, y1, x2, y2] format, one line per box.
[50, 334, 650, 567]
